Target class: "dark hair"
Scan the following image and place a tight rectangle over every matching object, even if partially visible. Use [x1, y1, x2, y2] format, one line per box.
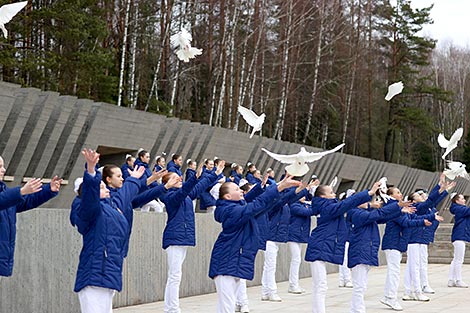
[409, 192, 419, 202]
[138, 149, 148, 160]
[314, 185, 328, 197]
[172, 154, 181, 161]
[214, 158, 223, 166]
[219, 182, 232, 199]
[452, 193, 462, 203]
[102, 165, 120, 185]
[126, 155, 134, 162]
[205, 159, 213, 165]
[240, 183, 253, 192]
[156, 156, 165, 164]
[247, 163, 256, 171]
[386, 187, 398, 196]
[187, 159, 195, 166]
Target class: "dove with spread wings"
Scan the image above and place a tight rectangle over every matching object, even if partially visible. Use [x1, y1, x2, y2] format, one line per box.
[237, 105, 266, 138]
[170, 27, 202, 62]
[0, 1, 27, 38]
[443, 161, 470, 181]
[261, 144, 345, 177]
[438, 128, 463, 160]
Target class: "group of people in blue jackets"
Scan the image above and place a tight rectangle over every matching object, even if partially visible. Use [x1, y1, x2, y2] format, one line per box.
[1, 149, 469, 313]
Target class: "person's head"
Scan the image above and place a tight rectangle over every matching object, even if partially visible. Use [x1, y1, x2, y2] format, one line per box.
[409, 191, 425, 203]
[205, 159, 215, 171]
[156, 156, 166, 167]
[309, 175, 319, 184]
[187, 159, 197, 170]
[219, 182, 244, 201]
[102, 165, 123, 189]
[234, 165, 243, 174]
[247, 162, 256, 173]
[387, 187, 403, 201]
[125, 154, 135, 167]
[253, 170, 261, 179]
[172, 154, 183, 166]
[138, 150, 150, 164]
[214, 158, 222, 166]
[162, 172, 182, 188]
[100, 181, 110, 198]
[0, 156, 5, 181]
[266, 168, 275, 178]
[452, 193, 466, 205]
[414, 189, 428, 201]
[315, 185, 336, 199]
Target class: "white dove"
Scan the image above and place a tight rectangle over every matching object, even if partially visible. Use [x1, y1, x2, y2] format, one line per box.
[377, 176, 393, 203]
[443, 161, 470, 180]
[385, 81, 404, 101]
[438, 127, 463, 160]
[261, 143, 345, 177]
[329, 176, 338, 188]
[170, 27, 202, 62]
[237, 105, 266, 138]
[0, 1, 27, 38]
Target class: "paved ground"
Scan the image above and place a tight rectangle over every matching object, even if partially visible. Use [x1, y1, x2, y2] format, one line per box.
[115, 264, 470, 312]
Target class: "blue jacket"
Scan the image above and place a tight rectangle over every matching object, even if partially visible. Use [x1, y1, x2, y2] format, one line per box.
[70, 171, 141, 292]
[246, 172, 261, 185]
[381, 202, 436, 252]
[347, 202, 402, 268]
[228, 171, 243, 185]
[199, 168, 220, 210]
[160, 173, 217, 249]
[0, 182, 58, 277]
[288, 200, 315, 243]
[167, 160, 182, 177]
[305, 190, 371, 264]
[243, 184, 270, 250]
[266, 177, 277, 186]
[121, 163, 133, 180]
[450, 203, 470, 242]
[423, 207, 439, 244]
[209, 184, 281, 280]
[154, 164, 164, 172]
[185, 168, 196, 182]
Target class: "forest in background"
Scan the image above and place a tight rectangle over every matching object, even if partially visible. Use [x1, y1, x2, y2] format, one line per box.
[1, 0, 470, 172]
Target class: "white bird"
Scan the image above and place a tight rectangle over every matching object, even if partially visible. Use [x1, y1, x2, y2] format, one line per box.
[444, 161, 470, 180]
[385, 81, 404, 101]
[237, 105, 266, 138]
[170, 27, 202, 62]
[438, 127, 463, 160]
[377, 176, 392, 203]
[261, 143, 345, 177]
[329, 176, 338, 188]
[0, 1, 27, 38]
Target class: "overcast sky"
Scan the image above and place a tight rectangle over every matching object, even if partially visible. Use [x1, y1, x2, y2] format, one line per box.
[409, 0, 470, 48]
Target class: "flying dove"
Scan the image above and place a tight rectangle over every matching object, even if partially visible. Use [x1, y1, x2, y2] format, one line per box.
[438, 128, 463, 160]
[385, 81, 404, 101]
[443, 161, 470, 181]
[261, 143, 345, 177]
[0, 1, 27, 38]
[170, 27, 202, 62]
[237, 105, 266, 138]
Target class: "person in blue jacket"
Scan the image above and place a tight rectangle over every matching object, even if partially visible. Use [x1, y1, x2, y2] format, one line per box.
[228, 164, 243, 185]
[209, 175, 301, 313]
[305, 181, 381, 313]
[121, 154, 135, 180]
[199, 159, 217, 212]
[448, 193, 470, 288]
[347, 196, 416, 313]
[160, 160, 225, 313]
[403, 177, 451, 300]
[379, 184, 446, 311]
[154, 155, 166, 172]
[266, 168, 277, 186]
[167, 154, 183, 177]
[70, 149, 145, 313]
[133, 149, 164, 212]
[0, 156, 61, 278]
[245, 163, 257, 184]
[185, 159, 197, 181]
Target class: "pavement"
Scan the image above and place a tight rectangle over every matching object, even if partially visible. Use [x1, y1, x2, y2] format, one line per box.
[115, 264, 470, 312]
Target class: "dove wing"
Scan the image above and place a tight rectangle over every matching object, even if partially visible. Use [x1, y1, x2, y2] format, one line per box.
[238, 106, 260, 128]
[261, 148, 298, 164]
[0, 1, 27, 25]
[385, 81, 404, 101]
[303, 143, 345, 163]
[447, 161, 462, 171]
[437, 133, 449, 148]
[449, 128, 464, 146]
[329, 176, 338, 188]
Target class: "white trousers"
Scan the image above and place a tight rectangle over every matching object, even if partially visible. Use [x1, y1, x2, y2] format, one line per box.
[214, 275, 240, 313]
[141, 199, 164, 213]
[261, 241, 279, 296]
[383, 249, 402, 300]
[78, 286, 115, 313]
[339, 241, 352, 284]
[235, 279, 248, 306]
[164, 246, 188, 313]
[288, 241, 302, 289]
[310, 260, 328, 313]
[350, 264, 370, 313]
[404, 243, 424, 294]
[449, 240, 466, 281]
[420, 244, 429, 288]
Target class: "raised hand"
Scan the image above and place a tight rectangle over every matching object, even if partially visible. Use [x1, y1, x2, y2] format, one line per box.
[164, 174, 181, 189]
[215, 160, 226, 175]
[261, 173, 269, 187]
[368, 181, 381, 196]
[277, 174, 302, 192]
[50, 175, 63, 192]
[148, 168, 167, 185]
[82, 149, 100, 174]
[129, 165, 145, 179]
[296, 181, 307, 194]
[20, 178, 43, 195]
[424, 219, 432, 227]
[401, 206, 416, 214]
[196, 162, 204, 178]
